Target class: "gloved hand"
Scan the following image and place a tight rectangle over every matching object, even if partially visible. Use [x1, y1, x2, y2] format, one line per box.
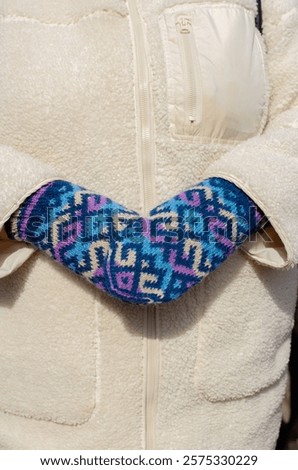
[5, 177, 264, 304]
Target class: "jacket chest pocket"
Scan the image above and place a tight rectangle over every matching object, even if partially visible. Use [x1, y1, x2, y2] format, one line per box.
[159, 3, 269, 143]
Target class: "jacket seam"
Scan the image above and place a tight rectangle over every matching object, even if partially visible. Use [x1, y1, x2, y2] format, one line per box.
[162, 3, 257, 15]
[0, 9, 127, 26]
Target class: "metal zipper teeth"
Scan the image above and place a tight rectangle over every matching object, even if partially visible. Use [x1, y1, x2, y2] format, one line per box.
[127, 0, 158, 450]
[176, 16, 201, 125]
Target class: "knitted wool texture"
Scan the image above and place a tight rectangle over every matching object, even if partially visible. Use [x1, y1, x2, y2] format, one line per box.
[5, 178, 264, 304]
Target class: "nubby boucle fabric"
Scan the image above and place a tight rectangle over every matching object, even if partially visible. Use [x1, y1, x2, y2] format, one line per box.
[0, 0, 297, 451]
[6, 177, 263, 304]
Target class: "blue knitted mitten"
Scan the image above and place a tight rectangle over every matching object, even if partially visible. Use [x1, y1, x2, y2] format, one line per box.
[5, 178, 264, 304]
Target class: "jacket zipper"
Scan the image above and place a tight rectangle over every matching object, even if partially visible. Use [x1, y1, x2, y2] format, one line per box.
[128, 0, 156, 211]
[145, 305, 159, 450]
[127, 0, 159, 450]
[176, 15, 202, 126]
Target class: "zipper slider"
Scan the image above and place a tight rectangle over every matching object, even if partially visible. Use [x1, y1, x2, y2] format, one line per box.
[176, 16, 192, 34]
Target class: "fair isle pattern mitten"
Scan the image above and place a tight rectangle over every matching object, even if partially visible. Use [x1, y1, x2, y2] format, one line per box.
[5, 180, 139, 295]
[106, 177, 264, 302]
[5, 178, 264, 304]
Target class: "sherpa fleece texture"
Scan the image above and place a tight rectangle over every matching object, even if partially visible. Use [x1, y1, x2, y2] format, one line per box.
[0, 145, 60, 277]
[0, 0, 297, 450]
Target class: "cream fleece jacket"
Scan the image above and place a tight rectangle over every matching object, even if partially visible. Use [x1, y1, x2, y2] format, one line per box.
[0, 0, 297, 449]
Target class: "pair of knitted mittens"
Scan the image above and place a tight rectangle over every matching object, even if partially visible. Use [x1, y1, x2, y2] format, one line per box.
[5, 177, 264, 304]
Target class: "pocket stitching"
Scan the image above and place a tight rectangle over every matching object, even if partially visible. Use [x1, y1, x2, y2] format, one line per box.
[193, 254, 293, 403]
[0, 293, 98, 426]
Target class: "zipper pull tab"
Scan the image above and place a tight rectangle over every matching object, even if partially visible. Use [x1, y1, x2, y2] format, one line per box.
[176, 16, 192, 34]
